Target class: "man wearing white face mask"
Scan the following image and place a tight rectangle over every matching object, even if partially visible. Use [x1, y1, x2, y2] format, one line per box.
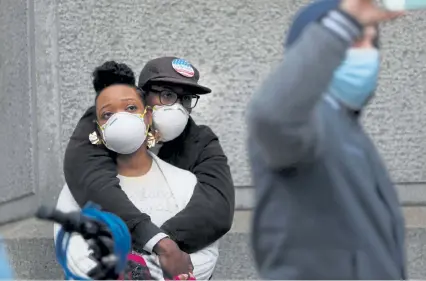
[247, 0, 407, 279]
[136, 58, 204, 145]
[63, 57, 234, 260]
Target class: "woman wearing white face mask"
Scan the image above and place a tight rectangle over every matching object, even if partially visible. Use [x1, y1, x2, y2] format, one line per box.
[54, 61, 219, 280]
[63, 57, 234, 262]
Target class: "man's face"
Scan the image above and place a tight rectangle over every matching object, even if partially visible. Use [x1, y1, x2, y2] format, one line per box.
[352, 25, 378, 50]
[146, 84, 200, 113]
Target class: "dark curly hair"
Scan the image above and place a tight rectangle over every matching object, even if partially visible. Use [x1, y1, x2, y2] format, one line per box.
[92, 61, 146, 104]
[92, 61, 135, 92]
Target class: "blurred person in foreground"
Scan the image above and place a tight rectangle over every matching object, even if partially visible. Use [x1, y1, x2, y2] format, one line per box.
[247, 0, 407, 279]
[63, 57, 234, 277]
[0, 238, 13, 279]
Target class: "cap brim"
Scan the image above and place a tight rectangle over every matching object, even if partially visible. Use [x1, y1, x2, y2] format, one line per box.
[149, 77, 211, 94]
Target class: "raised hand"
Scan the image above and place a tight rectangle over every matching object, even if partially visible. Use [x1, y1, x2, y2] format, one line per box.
[340, 0, 405, 25]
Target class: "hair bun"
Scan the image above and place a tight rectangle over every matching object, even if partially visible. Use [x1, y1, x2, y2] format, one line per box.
[93, 61, 136, 94]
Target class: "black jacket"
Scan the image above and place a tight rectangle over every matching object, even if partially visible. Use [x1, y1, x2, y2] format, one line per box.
[63, 106, 235, 253]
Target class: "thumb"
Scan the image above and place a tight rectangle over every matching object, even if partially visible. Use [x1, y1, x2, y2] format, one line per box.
[177, 273, 189, 280]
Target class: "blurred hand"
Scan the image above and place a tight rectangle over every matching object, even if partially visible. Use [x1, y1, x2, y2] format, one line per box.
[340, 0, 405, 25]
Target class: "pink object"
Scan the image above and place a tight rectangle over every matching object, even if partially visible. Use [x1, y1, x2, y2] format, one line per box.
[126, 253, 196, 280]
[127, 253, 148, 266]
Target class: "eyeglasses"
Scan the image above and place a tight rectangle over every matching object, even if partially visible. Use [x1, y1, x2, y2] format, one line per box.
[150, 89, 200, 109]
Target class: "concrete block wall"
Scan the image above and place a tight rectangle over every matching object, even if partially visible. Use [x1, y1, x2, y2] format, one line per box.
[2, 0, 426, 219]
[1, 0, 426, 278]
[1, 0, 426, 219]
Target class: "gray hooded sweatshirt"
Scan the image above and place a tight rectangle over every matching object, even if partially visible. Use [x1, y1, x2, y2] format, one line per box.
[246, 8, 407, 280]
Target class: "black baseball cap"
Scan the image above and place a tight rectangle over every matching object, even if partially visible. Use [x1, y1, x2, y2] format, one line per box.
[138, 56, 211, 94]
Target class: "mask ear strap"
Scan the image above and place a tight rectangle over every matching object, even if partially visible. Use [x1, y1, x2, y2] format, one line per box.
[96, 120, 102, 130]
[140, 106, 151, 118]
[142, 107, 155, 131]
[95, 121, 107, 146]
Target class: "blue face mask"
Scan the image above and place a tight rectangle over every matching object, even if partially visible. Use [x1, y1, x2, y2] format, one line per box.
[329, 48, 380, 111]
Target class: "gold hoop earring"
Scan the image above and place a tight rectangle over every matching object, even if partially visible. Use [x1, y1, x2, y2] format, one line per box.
[147, 129, 160, 148]
[89, 131, 102, 145]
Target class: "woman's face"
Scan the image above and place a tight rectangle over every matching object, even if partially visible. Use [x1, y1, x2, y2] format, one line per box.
[95, 84, 152, 126]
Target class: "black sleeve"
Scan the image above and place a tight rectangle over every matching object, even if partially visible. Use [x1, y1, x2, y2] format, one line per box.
[161, 126, 235, 253]
[63, 106, 162, 249]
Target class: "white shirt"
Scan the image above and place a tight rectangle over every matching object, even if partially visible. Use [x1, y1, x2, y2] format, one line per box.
[119, 160, 178, 226]
[54, 153, 219, 280]
[120, 160, 176, 253]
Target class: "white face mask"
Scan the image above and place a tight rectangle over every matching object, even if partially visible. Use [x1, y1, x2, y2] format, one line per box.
[99, 111, 148, 154]
[152, 103, 189, 142]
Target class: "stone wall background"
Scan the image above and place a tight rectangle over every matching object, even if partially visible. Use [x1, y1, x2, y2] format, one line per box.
[1, 0, 426, 222]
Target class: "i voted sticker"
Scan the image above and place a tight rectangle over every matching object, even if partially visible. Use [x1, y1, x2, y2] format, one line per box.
[171, 58, 195, 78]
